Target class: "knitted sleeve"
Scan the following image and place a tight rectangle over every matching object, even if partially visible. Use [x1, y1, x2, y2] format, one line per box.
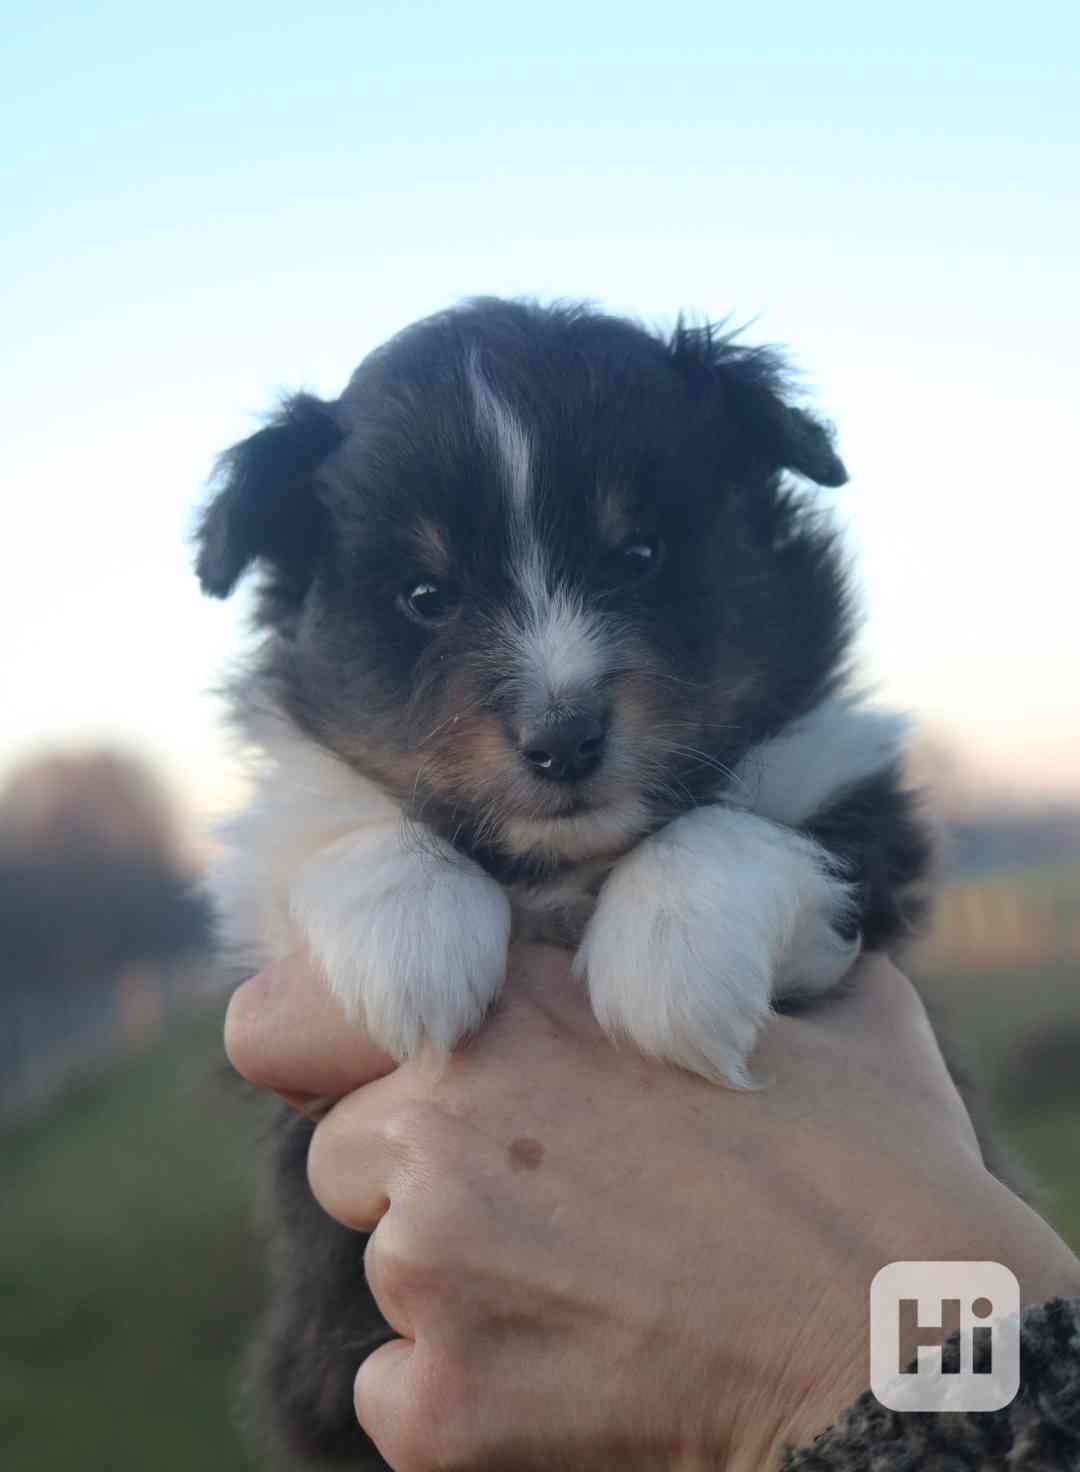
[782, 1297, 1080, 1471]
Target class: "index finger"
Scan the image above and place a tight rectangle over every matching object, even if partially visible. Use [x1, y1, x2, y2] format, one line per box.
[224, 954, 396, 1101]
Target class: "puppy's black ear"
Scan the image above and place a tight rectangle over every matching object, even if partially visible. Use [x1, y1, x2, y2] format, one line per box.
[196, 393, 344, 598]
[670, 322, 848, 487]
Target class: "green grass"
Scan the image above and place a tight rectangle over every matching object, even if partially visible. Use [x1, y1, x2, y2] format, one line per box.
[915, 858, 1080, 1249]
[1, 1003, 264, 1471]
[916, 959, 1080, 1251]
[1001, 1112, 1080, 1250]
[917, 959, 1080, 1087]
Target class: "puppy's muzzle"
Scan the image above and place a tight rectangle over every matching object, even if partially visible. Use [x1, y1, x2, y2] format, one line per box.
[518, 710, 607, 783]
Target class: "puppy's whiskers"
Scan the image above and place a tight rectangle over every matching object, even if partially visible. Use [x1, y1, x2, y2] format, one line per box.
[415, 692, 490, 749]
[655, 740, 746, 793]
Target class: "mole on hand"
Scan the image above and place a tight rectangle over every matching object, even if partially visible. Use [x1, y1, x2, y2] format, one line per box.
[508, 1136, 545, 1172]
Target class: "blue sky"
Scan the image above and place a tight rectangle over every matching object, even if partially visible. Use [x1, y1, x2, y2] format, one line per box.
[3, 1, 1079, 826]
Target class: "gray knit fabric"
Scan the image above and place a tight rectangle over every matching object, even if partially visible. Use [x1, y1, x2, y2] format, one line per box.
[783, 1297, 1080, 1471]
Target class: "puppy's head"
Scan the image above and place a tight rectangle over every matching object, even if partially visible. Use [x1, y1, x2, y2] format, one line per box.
[197, 299, 849, 868]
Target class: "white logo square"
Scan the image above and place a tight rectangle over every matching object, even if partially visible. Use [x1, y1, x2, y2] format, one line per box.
[869, 1261, 1020, 1412]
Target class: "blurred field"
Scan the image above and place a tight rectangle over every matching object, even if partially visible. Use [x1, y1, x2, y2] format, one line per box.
[915, 859, 1080, 1248]
[1, 1004, 264, 1472]
[915, 959, 1080, 1248]
[2, 861, 1079, 1469]
[920, 859, 1080, 977]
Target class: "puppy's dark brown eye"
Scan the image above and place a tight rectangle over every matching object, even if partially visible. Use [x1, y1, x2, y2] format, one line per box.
[398, 580, 459, 625]
[618, 536, 663, 580]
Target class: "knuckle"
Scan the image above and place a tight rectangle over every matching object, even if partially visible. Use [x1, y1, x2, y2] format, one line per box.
[304, 1124, 346, 1217]
[366, 1217, 441, 1302]
[222, 981, 268, 1085]
[304, 1102, 374, 1220]
[305, 1101, 350, 1186]
[380, 1097, 457, 1158]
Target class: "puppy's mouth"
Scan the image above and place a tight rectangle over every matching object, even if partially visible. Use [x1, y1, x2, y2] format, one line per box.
[522, 784, 596, 818]
[496, 785, 655, 863]
[511, 766, 623, 824]
[550, 795, 590, 817]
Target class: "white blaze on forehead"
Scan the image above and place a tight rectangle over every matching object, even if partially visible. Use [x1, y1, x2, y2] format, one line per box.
[467, 354, 607, 699]
[508, 546, 608, 699]
[467, 352, 532, 520]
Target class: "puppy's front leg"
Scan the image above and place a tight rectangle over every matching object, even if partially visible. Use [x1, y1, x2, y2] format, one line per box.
[290, 823, 511, 1060]
[575, 807, 859, 1086]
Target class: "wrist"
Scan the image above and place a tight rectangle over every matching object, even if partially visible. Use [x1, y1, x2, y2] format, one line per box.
[724, 1330, 869, 1472]
[723, 1175, 1080, 1472]
[643, 1268, 869, 1472]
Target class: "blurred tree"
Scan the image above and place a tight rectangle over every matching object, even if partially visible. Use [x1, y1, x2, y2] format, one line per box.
[0, 748, 211, 1110]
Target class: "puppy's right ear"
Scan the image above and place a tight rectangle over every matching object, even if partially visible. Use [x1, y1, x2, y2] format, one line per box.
[195, 393, 344, 599]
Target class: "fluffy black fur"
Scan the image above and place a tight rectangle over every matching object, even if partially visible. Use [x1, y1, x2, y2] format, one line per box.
[804, 769, 933, 950]
[243, 1114, 396, 1470]
[197, 298, 933, 1468]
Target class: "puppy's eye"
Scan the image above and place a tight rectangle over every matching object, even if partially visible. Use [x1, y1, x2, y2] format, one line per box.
[618, 536, 663, 581]
[397, 580, 459, 625]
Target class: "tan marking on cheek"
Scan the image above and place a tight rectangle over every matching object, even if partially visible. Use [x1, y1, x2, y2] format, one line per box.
[610, 662, 713, 788]
[621, 644, 760, 745]
[616, 665, 691, 739]
[422, 711, 520, 803]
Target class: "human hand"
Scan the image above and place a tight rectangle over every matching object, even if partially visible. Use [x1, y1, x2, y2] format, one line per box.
[226, 948, 1080, 1471]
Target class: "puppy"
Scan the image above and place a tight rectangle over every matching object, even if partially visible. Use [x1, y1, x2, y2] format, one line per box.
[197, 298, 930, 1465]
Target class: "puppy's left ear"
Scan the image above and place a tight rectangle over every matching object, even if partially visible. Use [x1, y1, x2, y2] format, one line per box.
[196, 392, 344, 598]
[671, 322, 848, 488]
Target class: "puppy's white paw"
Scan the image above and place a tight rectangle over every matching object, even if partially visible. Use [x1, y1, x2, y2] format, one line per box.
[291, 826, 512, 1059]
[574, 807, 858, 1087]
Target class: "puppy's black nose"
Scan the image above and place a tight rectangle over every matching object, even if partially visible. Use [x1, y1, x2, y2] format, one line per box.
[519, 713, 607, 782]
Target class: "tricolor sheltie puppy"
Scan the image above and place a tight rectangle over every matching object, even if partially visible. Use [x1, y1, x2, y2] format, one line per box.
[197, 298, 930, 1466]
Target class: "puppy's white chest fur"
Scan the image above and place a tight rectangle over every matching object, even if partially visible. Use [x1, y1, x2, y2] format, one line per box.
[214, 692, 903, 1085]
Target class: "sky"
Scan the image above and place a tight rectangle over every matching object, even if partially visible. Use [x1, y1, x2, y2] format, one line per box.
[3, 1, 1079, 834]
